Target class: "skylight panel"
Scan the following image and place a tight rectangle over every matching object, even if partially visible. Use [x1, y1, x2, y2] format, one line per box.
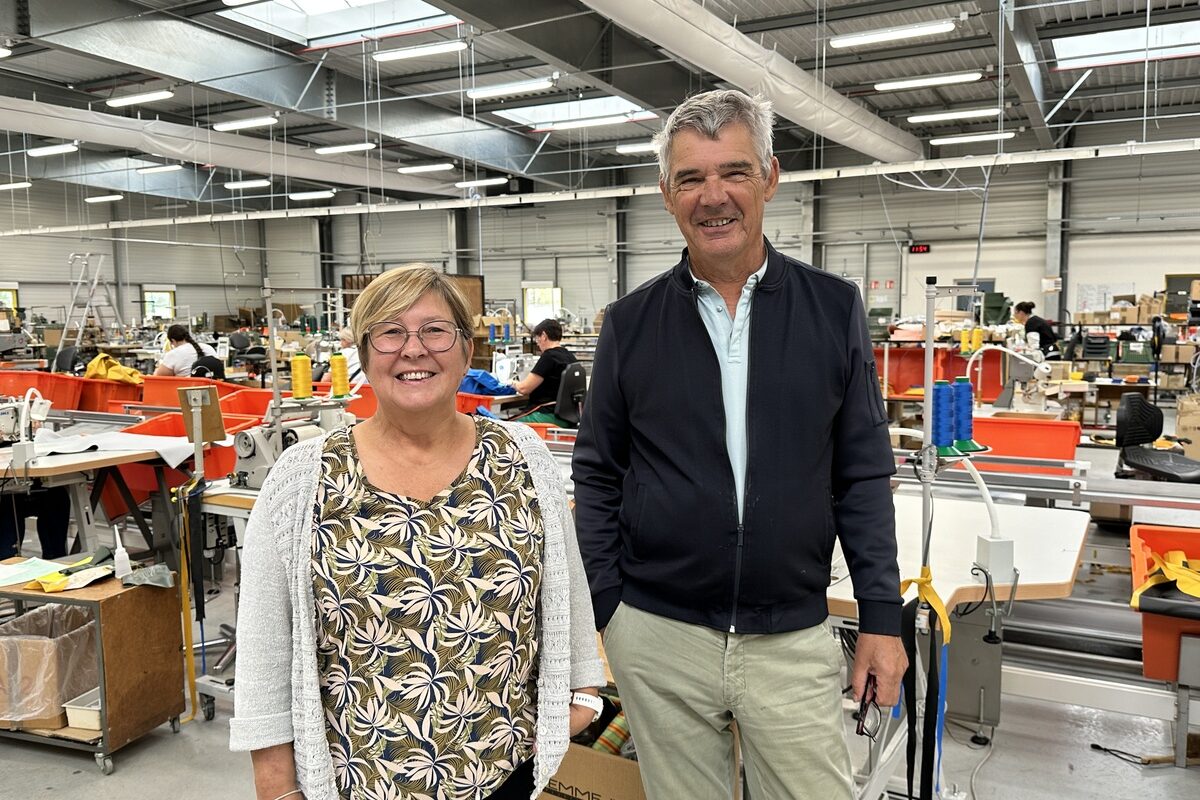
[492, 96, 648, 127]
[1052, 20, 1200, 70]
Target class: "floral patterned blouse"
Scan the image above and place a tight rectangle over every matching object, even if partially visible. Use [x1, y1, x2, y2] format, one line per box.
[311, 419, 544, 800]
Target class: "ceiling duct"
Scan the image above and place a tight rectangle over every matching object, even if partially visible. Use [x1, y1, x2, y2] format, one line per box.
[578, 0, 924, 163]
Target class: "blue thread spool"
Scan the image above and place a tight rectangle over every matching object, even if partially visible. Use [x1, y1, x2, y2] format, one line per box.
[932, 380, 962, 458]
[488, 324, 497, 343]
[503, 323, 510, 342]
[953, 376, 985, 452]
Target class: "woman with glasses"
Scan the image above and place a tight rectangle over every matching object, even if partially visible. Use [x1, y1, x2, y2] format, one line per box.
[231, 264, 605, 800]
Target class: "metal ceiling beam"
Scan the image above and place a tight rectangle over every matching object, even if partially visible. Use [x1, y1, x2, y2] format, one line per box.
[383, 56, 545, 89]
[736, 0, 954, 34]
[0, 148, 261, 207]
[1036, 7, 1200, 40]
[8, 0, 577, 186]
[436, 0, 715, 113]
[982, 8, 1054, 148]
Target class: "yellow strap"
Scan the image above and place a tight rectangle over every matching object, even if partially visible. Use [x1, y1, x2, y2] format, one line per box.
[899, 565, 952, 644]
[1131, 550, 1200, 609]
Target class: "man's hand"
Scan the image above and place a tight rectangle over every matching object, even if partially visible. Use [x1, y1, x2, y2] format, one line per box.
[568, 688, 601, 737]
[851, 633, 907, 707]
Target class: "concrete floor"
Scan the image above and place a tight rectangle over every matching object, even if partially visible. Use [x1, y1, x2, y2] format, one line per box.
[1, 432, 1198, 798]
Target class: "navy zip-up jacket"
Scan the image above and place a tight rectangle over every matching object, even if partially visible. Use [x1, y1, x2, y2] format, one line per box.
[572, 240, 902, 636]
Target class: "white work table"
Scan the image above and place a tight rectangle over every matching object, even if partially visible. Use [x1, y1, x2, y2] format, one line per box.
[828, 492, 1089, 618]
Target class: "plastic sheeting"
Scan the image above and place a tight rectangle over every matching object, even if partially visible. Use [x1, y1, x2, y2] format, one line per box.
[0, 604, 99, 729]
[579, 0, 924, 164]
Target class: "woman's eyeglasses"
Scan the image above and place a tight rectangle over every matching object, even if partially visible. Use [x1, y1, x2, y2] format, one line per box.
[366, 320, 462, 353]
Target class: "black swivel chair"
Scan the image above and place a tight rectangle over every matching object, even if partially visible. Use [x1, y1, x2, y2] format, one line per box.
[53, 345, 83, 375]
[1115, 392, 1200, 482]
[228, 331, 268, 385]
[552, 362, 588, 427]
[190, 355, 226, 380]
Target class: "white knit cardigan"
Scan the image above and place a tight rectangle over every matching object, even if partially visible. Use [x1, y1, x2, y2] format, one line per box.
[229, 420, 605, 799]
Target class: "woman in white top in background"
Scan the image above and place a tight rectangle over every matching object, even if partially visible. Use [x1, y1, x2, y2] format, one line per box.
[155, 324, 219, 376]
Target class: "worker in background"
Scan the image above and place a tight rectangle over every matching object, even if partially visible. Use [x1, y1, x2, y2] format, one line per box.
[336, 326, 365, 383]
[572, 89, 905, 799]
[511, 318, 577, 425]
[1013, 301, 1061, 359]
[154, 324, 221, 377]
[0, 486, 69, 560]
[231, 265, 603, 800]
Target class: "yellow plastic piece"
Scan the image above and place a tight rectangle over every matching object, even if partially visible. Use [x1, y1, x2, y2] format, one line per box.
[1131, 550, 1200, 609]
[900, 565, 952, 643]
[291, 353, 313, 399]
[329, 352, 349, 397]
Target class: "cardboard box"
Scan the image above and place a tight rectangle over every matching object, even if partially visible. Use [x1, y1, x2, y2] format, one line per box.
[540, 744, 647, 800]
[1090, 502, 1132, 523]
[1177, 343, 1198, 364]
[1177, 414, 1200, 460]
[1166, 373, 1187, 390]
[1191, 280, 1200, 301]
[1161, 344, 1178, 363]
[1048, 362, 1073, 381]
[0, 604, 98, 731]
[1111, 363, 1150, 377]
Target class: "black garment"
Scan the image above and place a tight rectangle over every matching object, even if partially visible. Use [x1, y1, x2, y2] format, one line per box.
[0, 485, 71, 559]
[572, 239, 901, 637]
[484, 759, 534, 799]
[527, 345, 577, 409]
[1024, 315, 1060, 358]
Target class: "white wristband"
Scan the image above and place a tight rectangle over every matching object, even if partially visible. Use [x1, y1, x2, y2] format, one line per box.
[570, 691, 603, 723]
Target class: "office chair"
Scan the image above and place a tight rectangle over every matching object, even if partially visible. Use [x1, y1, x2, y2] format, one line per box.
[229, 331, 268, 385]
[190, 355, 226, 380]
[1115, 393, 1200, 482]
[553, 363, 588, 427]
[53, 345, 82, 374]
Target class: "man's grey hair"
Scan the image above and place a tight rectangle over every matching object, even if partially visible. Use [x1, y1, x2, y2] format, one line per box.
[653, 90, 775, 181]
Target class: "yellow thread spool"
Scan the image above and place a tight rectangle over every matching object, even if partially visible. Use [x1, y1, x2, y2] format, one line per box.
[959, 328, 970, 354]
[970, 327, 984, 353]
[291, 353, 313, 399]
[329, 352, 349, 397]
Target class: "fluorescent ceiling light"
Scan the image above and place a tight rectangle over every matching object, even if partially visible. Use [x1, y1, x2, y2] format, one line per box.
[930, 131, 1017, 146]
[225, 178, 272, 189]
[615, 141, 657, 155]
[137, 163, 184, 174]
[1052, 20, 1200, 70]
[907, 107, 1002, 124]
[105, 89, 175, 108]
[397, 162, 454, 174]
[0, 47, 11, 59]
[212, 115, 277, 132]
[532, 111, 657, 133]
[372, 40, 467, 62]
[289, 189, 335, 200]
[455, 177, 508, 188]
[84, 194, 124, 204]
[313, 142, 376, 155]
[875, 71, 983, 92]
[830, 19, 956, 49]
[0, 181, 32, 191]
[222, 1, 258, 5]
[27, 142, 78, 157]
[467, 75, 558, 100]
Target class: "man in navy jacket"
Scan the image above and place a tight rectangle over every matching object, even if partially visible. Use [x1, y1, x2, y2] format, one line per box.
[573, 89, 906, 798]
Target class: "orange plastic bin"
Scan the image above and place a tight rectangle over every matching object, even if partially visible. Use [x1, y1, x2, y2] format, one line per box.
[219, 389, 293, 418]
[0, 371, 84, 410]
[78, 378, 142, 412]
[456, 392, 503, 415]
[100, 412, 260, 519]
[969, 417, 1081, 475]
[1129, 524, 1200, 682]
[140, 376, 243, 406]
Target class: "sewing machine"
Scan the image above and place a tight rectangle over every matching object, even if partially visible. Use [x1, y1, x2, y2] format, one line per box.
[229, 396, 355, 490]
[492, 348, 537, 385]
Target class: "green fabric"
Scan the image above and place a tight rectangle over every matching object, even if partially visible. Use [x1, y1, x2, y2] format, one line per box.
[520, 410, 572, 426]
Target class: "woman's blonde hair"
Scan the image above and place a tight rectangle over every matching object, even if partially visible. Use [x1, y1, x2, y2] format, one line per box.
[350, 264, 474, 368]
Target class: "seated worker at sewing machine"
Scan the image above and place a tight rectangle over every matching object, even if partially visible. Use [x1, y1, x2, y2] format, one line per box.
[0, 485, 69, 560]
[155, 324, 223, 378]
[336, 327, 366, 384]
[510, 318, 577, 426]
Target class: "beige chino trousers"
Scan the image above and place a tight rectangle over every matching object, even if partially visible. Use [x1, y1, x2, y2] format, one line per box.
[604, 602, 854, 800]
